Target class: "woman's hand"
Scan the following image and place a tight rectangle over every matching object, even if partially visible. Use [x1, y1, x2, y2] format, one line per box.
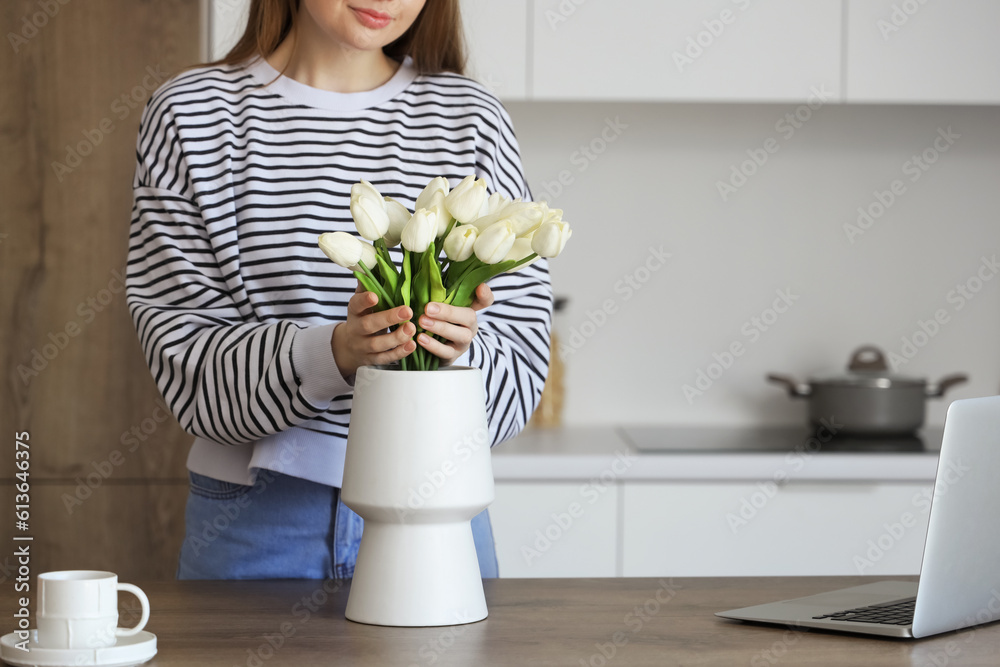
[416, 283, 494, 366]
[331, 286, 416, 380]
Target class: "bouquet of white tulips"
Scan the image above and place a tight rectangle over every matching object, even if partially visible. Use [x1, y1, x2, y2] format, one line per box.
[319, 175, 571, 371]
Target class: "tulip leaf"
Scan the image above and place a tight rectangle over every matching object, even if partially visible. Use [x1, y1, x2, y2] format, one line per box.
[444, 256, 478, 289]
[375, 253, 398, 295]
[425, 242, 446, 304]
[446, 259, 518, 308]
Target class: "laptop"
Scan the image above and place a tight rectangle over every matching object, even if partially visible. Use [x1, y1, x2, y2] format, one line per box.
[716, 396, 1000, 639]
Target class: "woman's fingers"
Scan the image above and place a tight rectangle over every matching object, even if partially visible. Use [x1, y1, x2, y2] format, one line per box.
[471, 283, 494, 312]
[416, 331, 458, 361]
[418, 316, 473, 347]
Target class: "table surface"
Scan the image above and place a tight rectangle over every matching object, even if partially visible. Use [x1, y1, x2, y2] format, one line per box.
[6, 576, 1000, 666]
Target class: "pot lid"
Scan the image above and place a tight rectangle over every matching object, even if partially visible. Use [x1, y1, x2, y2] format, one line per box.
[809, 345, 926, 388]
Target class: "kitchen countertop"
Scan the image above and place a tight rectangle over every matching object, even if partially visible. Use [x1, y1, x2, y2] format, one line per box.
[6, 576, 996, 666]
[490, 425, 943, 483]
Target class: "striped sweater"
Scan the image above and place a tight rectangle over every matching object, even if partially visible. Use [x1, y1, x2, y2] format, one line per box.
[126, 56, 553, 487]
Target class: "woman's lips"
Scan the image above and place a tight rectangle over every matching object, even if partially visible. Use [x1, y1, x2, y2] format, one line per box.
[351, 7, 392, 29]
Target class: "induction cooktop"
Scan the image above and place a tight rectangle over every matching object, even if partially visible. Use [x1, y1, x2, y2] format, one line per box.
[617, 425, 944, 454]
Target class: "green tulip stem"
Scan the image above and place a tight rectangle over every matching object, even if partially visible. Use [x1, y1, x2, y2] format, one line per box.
[437, 219, 458, 262]
[353, 261, 395, 311]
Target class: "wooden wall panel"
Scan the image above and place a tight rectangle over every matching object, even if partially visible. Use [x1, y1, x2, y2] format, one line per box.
[0, 482, 189, 581]
[2, 0, 202, 578]
[2, 0, 201, 482]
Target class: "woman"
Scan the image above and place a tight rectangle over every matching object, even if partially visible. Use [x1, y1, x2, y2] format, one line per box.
[126, 0, 552, 579]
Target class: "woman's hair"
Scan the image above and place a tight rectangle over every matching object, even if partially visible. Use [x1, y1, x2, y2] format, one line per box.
[211, 0, 466, 75]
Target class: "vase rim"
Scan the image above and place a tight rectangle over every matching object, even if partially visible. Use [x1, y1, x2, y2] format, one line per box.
[361, 364, 476, 373]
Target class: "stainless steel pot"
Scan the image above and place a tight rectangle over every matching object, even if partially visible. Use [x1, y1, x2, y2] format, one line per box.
[767, 345, 968, 436]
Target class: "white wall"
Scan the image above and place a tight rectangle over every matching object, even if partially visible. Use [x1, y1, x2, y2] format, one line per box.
[505, 101, 1000, 427]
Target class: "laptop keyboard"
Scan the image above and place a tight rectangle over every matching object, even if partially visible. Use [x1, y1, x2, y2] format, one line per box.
[811, 597, 916, 626]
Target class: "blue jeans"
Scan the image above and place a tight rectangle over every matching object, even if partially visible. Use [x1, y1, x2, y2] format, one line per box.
[176, 469, 499, 579]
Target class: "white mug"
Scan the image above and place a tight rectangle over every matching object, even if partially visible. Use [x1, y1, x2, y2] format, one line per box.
[36, 570, 150, 649]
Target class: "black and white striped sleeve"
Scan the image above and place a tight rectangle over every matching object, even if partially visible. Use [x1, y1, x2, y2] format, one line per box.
[466, 98, 554, 446]
[126, 100, 350, 446]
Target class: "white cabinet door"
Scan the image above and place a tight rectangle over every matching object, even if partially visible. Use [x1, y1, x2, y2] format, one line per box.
[461, 0, 528, 100]
[491, 481, 619, 577]
[531, 0, 842, 102]
[623, 481, 932, 577]
[846, 0, 1000, 104]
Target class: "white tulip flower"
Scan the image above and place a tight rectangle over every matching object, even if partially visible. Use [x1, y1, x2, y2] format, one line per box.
[507, 201, 548, 236]
[401, 208, 438, 253]
[350, 191, 390, 241]
[443, 224, 478, 262]
[383, 196, 411, 247]
[425, 190, 453, 237]
[351, 179, 383, 203]
[355, 239, 379, 273]
[444, 175, 488, 224]
[531, 220, 572, 258]
[473, 219, 517, 264]
[318, 232, 363, 270]
[415, 176, 450, 211]
[502, 236, 540, 273]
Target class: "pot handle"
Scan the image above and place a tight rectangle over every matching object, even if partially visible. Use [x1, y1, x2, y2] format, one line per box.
[766, 374, 812, 398]
[926, 373, 969, 398]
[847, 345, 889, 371]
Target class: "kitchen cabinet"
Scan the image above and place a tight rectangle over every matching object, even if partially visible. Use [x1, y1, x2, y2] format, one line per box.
[461, 0, 528, 99]
[490, 478, 932, 578]
[845, 0, 1000, 104]
[530, 0, 842, 102]
[491, 481, 619, 577]
[623, 481, 932, 577]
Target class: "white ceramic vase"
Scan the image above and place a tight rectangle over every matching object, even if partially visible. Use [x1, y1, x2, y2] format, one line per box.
[341, 365, 495, 627]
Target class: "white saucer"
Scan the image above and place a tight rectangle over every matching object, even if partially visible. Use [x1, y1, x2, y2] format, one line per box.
[1, 630, 156, 667]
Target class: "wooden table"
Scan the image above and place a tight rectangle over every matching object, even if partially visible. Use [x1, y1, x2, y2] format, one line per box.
[6, 577, 1000, 666]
